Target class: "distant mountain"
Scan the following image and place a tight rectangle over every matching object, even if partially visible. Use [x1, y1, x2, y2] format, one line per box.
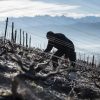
[7, 15, 100, 26]
[5, 15, 100, 39]
[7, 15, 76, 26]
[0, 15, 100, 38]
[77, 16, 100, 23]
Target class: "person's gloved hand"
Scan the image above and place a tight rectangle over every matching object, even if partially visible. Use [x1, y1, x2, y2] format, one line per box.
[41, 52, 46, 57]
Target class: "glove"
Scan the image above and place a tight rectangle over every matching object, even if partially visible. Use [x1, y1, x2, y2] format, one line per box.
[41, 52, 46, 57]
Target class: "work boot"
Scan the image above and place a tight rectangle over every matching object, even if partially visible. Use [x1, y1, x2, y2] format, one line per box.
[52, 63, 58, 71]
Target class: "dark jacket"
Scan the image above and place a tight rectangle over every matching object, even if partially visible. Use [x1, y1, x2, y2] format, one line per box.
[44, 33, 75, 52]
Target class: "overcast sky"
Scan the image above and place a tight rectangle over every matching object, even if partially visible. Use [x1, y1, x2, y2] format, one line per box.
[0, 0, 100, 20]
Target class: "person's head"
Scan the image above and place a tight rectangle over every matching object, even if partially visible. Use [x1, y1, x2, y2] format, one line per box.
[46, 31, 54, 39]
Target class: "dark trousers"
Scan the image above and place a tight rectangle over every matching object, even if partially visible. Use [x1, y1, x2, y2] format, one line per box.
[52, 49, 76, 68]
[65, 50, 76, 67]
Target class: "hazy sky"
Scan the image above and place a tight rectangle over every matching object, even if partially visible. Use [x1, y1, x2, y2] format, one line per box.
[0, 0, 100, 20]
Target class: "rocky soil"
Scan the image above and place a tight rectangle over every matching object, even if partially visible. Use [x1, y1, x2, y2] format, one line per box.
[0, 39, 100, 100]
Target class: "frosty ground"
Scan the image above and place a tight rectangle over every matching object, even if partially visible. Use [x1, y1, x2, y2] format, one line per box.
[0, 39, 100, 100]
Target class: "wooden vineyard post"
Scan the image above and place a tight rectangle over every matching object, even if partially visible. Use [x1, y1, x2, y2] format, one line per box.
[84, 54, 85, 62]
[11, 22, 14, 42]
[26, 33, 28, 48]
[23, 31, 24, 46]
[14, 30, 17, 43]
[29, 35, 31, 48]
[92, 55, 95, 67]
[87, 56, 89, 65]
[4, 17, 8, 43]
[20, 29, 22, 45]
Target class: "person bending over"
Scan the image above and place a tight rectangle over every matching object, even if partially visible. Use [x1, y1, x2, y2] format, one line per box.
[44, 31, 76, 70]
